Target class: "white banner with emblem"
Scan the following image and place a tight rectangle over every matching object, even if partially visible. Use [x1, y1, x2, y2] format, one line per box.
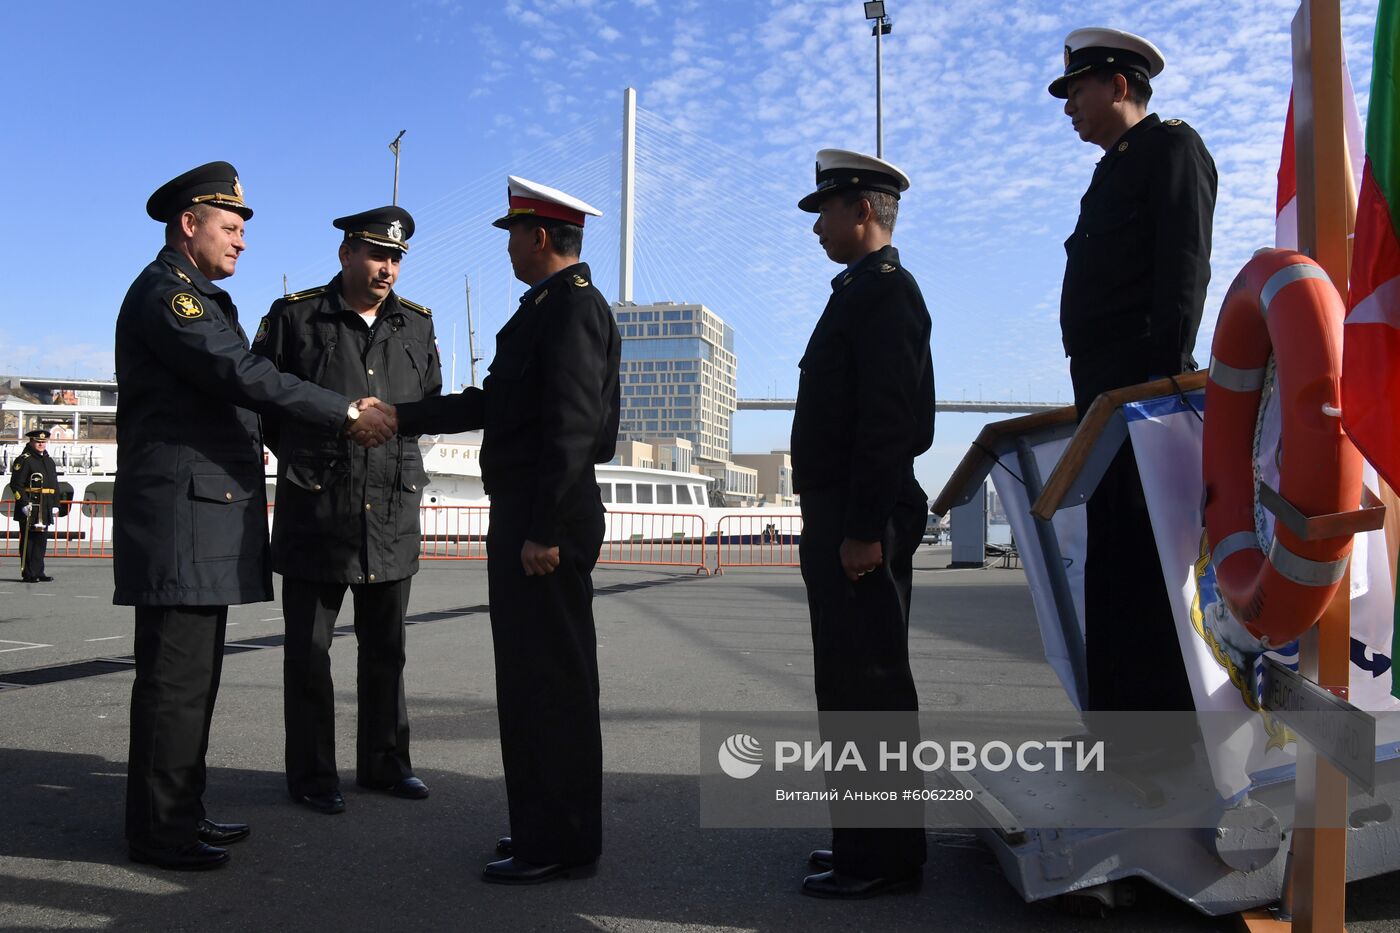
[990, 387, 1397, 798]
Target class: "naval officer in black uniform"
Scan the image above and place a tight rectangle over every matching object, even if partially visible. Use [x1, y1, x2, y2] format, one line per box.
[391, 176, 620, 884]
[253, 206, 440, 814]
[11, 428, 59, 582]
[792, 150, 934, 898]
[1052, 28, 1216, 714]
[115, 161, 397, 870]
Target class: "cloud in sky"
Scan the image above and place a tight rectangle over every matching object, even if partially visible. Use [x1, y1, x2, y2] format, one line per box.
[1, 0, 1382, 492]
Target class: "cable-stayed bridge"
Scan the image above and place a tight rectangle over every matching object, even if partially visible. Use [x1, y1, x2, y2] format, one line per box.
[278, 95, 1059, 413]
[738, 398, 1060, 413]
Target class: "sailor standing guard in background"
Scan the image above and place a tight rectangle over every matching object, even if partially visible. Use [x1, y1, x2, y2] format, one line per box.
[1051, 29, 1216, 721]
[114, 161, 395, 871]
[792, 150, 935, 898]
[389, 176, 621, 885]
[253, 206, 440, 814]
[11, 428, 59, 583]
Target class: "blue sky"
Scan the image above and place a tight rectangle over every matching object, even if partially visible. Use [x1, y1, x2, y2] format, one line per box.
[0, 0, 1382, 500]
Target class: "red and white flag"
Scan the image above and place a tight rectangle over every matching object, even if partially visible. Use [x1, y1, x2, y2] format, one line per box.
[1275, 68, 1365, 249]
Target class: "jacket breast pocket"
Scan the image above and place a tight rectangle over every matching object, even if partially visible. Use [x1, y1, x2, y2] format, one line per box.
[485, 350, 532, 424]
[1067, 205, 1144, 275]
[189, 469, 264, 562]
[402, 341, 432, 395]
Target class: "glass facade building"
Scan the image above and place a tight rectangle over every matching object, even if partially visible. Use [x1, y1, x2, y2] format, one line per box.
[611, 302, 737, 463]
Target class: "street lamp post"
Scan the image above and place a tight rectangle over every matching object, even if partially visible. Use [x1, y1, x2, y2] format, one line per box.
[863, 2, 892, 158]
[388, 130, 406, 205]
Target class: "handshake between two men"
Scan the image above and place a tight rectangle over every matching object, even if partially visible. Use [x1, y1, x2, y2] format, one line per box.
[345, 397, 400, 448]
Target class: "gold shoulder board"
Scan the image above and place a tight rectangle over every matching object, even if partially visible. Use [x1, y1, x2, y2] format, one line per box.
[398, 297, 432, 317]
[1164, 118, 1184, 126]
[284, 286, 328, 303]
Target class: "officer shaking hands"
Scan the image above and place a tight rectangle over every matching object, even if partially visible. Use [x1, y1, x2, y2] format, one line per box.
[115, 161, 397, 872]
[1052, 29, 1216, 719]
[253, 206, 440, 815]
[390, 176, 621, 885]
[11, 428, 60, 583]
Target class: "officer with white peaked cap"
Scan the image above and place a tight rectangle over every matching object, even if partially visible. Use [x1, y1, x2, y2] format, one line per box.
[391, 175, 620, 885]
[792, 147, 934, 899]
[1052, 27, 1216, 721]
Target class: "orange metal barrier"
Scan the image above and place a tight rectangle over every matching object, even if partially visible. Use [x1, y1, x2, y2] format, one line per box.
[418, 505, 489, 560]
[712, 513, 803, 573]
[3, 502, 727, 574]
[3, 501, 114, 559]
[598, 510, 709, 574]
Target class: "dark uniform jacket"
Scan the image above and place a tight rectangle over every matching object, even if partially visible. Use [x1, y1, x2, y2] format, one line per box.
[791, 245, 935, 542]
[113, 247, 350, 607]
[10, 445, 59, 524]
[395, 262, 620, 546]
[1060, 114, 1217, 381]
[252, 276, 441, 584]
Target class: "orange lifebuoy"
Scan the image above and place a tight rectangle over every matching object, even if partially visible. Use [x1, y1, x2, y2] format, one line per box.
[1203, 249, 1361, 645]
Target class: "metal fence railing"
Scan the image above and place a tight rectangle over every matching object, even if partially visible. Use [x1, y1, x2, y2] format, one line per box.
[598, 510, 709, 575]
[712, 513, 803, 573]
[419, 505, 489, 560]
[3, 502, 725, 573]
[4, 502, 815, 575]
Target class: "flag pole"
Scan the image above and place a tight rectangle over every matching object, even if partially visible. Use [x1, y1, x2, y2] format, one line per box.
[1282, 2, 1351, 930]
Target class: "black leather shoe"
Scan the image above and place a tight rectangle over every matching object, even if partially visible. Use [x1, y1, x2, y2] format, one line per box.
[808, 848, 833, 870]
[801, 869, 920, 899]
[129, 841, 229, 871]
[497, 835, 513, 856]
[37, 575, 54, 582]
[294, 791, 346, 814]
[389, 776, 430, 800]
[482, 856, 597, 885]
[197, 819, 250, 845]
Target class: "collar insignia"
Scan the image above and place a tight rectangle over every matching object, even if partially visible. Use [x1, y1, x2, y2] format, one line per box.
[879, 262, 896, 273]
[175, 268, 192, 284]
[572, 274, 589, 287]
[1117, 141, 1129, 152]
[535, 289, 549, 305]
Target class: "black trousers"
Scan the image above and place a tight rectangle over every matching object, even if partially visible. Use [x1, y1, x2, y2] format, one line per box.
[1083, 444, 1195, 712]
[282, 576, 413, 796]
[799, 488, 928, 879]
[126, 605, 227, 847]
[1071, 346, 1196, 713]
[486, 487, 605, 866]
[18, 521, 47, 579]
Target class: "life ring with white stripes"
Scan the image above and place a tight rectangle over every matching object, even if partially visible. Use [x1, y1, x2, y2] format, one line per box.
[1202, 249, 1361, 645]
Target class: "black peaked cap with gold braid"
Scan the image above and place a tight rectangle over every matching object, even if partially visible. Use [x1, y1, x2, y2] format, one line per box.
[147, 161, 253, 222]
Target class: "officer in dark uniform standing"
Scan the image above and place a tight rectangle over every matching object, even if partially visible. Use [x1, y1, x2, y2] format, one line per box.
[391, 176, 620, 885]
[792, 149, 934, 899]
[1051, 29, 1217, 714]
[11, 428, 59, 582]
[252, 206, 440, 814]
[115, 161, 397, 871]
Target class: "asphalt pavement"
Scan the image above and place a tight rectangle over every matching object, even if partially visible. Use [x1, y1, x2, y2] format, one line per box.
[1, 550, 1398, 931]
